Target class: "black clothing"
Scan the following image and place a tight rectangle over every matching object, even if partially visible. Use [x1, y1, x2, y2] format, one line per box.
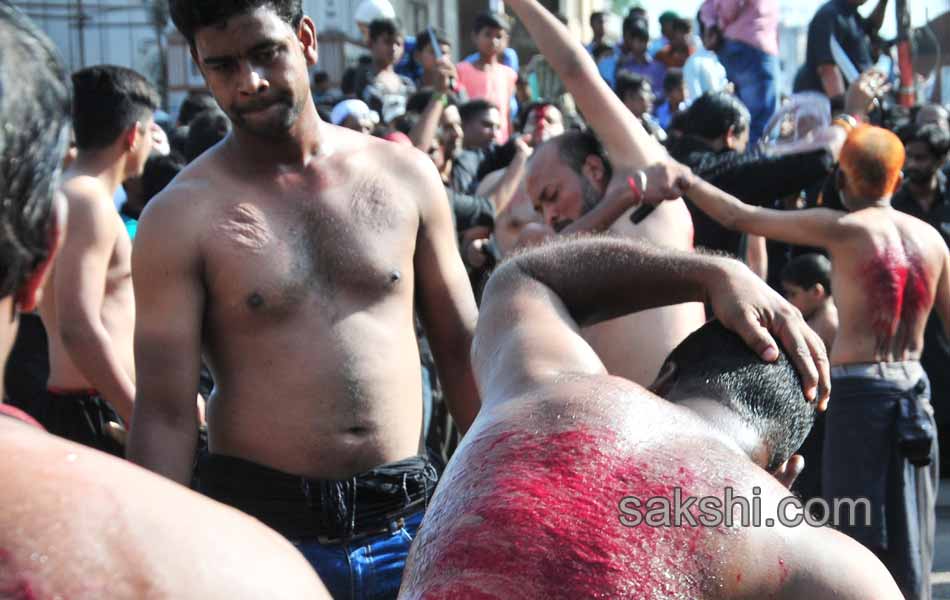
[669, 135, 835, 256]
[794, 0, 874, 93]
[196, 453, 438, 542]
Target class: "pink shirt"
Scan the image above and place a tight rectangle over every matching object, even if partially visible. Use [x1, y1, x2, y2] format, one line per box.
[701, 0, 779, 56]
[456, 61, 518, 144]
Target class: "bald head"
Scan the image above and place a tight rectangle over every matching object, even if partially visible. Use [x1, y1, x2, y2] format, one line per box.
[838, 125, 905, 205]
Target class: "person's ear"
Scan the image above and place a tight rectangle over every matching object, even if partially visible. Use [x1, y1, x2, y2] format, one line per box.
[581, 154, 607, 189]
[16, 192, 67, 312]
[724, 125, 738, 149]
[298, 16, 319, 65]
[771, 454, 805, 490]
[649, 360, 678, 397]
[892, 170, 904, 194]
[811, 283, 826, 299]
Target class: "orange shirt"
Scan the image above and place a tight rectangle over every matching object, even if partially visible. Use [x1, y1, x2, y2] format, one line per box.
[456, 61, 518, 144]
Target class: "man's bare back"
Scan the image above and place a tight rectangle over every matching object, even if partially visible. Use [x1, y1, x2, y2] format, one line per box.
[41, 173, 136, 418]
[131, 123, 476, 480]
[826, 207, 949, 364]
[402, 378, 892, 600]
[0, 417, 330, 600]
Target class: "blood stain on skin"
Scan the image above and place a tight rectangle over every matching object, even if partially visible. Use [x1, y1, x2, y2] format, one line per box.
[862, 245, 929, 338]
[406, 427, 725, 599]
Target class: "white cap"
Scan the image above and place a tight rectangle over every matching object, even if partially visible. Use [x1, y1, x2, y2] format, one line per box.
[330, 99, 379, 126]
[354, 0, 396, 24]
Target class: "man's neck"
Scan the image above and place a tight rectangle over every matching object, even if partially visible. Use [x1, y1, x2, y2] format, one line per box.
[475, 53, 500, 68]
[676, 396, 765, 465]
[71, 150, 129, 197]
[227, 101, 326, 171]
[373, 60, 395, 74]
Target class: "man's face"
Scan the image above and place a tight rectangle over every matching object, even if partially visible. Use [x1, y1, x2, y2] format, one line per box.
[440, 105, 464, 158]
[418, 42, 452, 71]
[474, 26, 507, 59]
[194, 7, 316, 140]
[670, 28, 689, 49]
[526, 143, 605, 231]
[591, 16, 605, 39]
[727, 126, 750, 153]
[462, 107, 500, 149]
[781, 281, 821, 318]
[623, 33, 648, 56]
[624, 83, 654, 117]
[371, 32, 404, 67]
[903, 141, 940, 185]
[129, 115, 156, 177]
[522, 105, 565, 145]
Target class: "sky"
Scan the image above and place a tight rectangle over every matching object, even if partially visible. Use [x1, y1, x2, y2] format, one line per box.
[619, 0, 950, 35]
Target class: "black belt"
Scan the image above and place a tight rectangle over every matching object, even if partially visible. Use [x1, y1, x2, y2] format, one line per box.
[196, 452, 438, 542]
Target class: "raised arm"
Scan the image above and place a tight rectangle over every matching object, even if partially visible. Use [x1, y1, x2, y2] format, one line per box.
[127, 186, 204, 484]
[681, 175, 857, 249]
[505, 0, 663, 168]
[53, 184, 135, 423]
[475, 237, 829, 406]
[411, 152, 481, 434]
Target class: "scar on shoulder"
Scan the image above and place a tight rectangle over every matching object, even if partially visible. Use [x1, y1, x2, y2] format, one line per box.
[217, 203, 272, 252]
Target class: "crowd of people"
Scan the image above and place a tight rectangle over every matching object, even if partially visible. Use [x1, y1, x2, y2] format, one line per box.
[2, 0, 950, 598]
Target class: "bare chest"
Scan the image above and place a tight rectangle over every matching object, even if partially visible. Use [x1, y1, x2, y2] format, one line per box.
[202, 179, 417, 320]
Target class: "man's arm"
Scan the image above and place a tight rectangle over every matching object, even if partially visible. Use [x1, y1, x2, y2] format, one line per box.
[54, 185, 135, 423]
[681, 175, 858, 249]
[408, 59, 456, 152]
[505, 0, 664, 169]
[411, 153, 481, 434]
[476, 237, 829, 405]
[126, 187, 204, 484]
[864, 0, 889, 35]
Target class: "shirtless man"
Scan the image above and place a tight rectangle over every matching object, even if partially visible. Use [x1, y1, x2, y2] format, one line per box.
[400, 236, 903, 599]
[668, 124, 950, 600]
[505, 0, 705, 385]
[36, 65, 160, 455]
[0, 7, 329, 598]
[127, 1, 478, 596]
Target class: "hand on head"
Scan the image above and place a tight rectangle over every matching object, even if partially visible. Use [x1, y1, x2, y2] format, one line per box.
[707, 261, 831, 410]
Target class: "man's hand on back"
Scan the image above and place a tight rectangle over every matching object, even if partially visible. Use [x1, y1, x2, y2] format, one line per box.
[706, 259, 831, 410]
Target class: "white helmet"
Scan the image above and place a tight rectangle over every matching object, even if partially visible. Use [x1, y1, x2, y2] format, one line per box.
[354, 0, 396, 25]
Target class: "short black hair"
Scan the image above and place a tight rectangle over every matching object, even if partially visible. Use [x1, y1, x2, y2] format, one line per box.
[552, 129, 613, 183]
[72, 66, 159, 151]
[671, 17, 693, 34]
[663, 68, 685, 94]
[459, 99, 498, 125]
[369, 18, 400, 43]
[473, 11, 510, 34]
[141, 152, 186, 205]
[622, 15, 649, 41]
[615, 72, 650, 101]
[170, 0, 303, 47]
[781, 253, 832, 295]
[590, 11, 605, 25]
[185, 108, 231, 162]
[406, 88, 459, 114]
[0, 2, 72, 298]
[662, 320, 815, 472]
[312, 70, 329, 85]
[904, 123, 950, 160]
[415, 27, 450, 54]
[685, 92, 750, 140]
[177, 92, 217, 127]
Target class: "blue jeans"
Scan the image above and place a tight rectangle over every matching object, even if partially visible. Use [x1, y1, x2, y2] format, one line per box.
[718, 39, 779, 144]
[295, 511, 424, 600]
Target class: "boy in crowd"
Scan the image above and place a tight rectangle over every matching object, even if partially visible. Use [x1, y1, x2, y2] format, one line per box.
[656, 68, 686, 130]
[457, 12, 518, 144]
[656, 16, 696, 68]
[357, 18, 416, 124]
[615, 72, 666, 142]
[781, 253, 839, 351]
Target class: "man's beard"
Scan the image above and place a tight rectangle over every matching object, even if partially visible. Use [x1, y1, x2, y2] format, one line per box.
[230, 94, 299, 139]
[552, 177, 604, 232]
